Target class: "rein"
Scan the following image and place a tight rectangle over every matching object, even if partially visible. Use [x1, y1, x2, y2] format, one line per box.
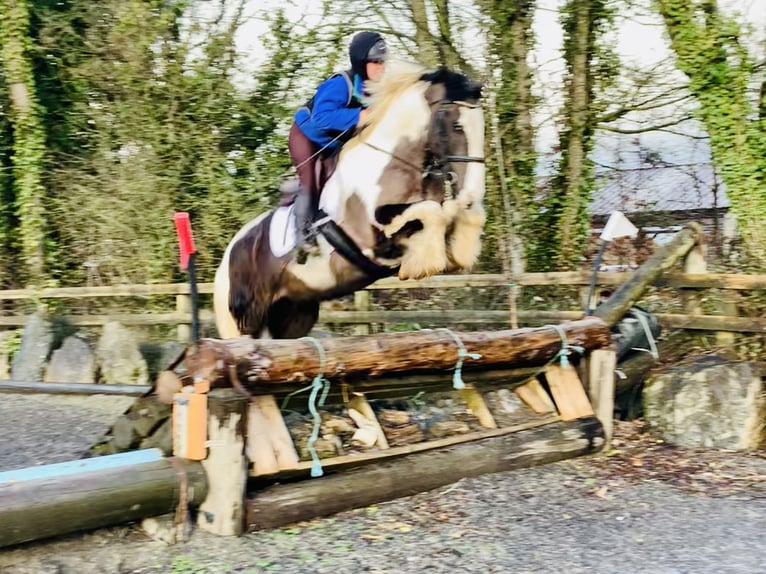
[361, 99, 484, 201]
[425, 100, 484, 200]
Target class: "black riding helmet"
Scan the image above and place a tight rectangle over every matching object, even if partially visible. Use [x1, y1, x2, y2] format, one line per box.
[349, 31, 387, 80]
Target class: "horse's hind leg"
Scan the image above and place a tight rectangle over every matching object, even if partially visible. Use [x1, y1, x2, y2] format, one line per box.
[266, 298, 320, 339]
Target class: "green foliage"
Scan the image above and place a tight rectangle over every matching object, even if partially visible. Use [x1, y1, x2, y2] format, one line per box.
[656, 0, 766, 271]
[528, 0, 617, 271]
[0, 0, 48, 285]
[24, 1, 321, 285]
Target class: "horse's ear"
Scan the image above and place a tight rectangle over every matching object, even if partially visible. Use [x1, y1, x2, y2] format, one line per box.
[468, 79, 483, 100]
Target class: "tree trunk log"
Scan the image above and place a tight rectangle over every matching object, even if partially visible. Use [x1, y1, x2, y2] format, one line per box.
[593, 223, 703, 326]
[246, 417, 604, 531]
[0, 449, 207, 548]
[185, 318, 612, 392]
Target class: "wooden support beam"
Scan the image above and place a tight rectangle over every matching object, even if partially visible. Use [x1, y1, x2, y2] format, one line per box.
[544, 365, 595, 421]
[460, 385, 497, 429]
[586, 349, 617, 444]
[0, 449, 207, 548]
[246, 417, 604, 531]
[197, 390, 249, 536]
[247, 395, 300, 476]
[514, 379, 556, 414]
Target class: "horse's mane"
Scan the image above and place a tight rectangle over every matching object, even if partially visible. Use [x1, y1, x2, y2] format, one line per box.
[343, 60, 428, 151]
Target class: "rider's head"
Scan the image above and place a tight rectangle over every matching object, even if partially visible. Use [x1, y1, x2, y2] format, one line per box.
[349, 31, 387, 83]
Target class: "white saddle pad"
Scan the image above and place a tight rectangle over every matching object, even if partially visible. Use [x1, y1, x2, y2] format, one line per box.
[269, 205, 297, 258]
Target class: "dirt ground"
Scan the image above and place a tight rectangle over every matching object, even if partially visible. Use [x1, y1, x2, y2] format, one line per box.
[1, 393, 765, 574]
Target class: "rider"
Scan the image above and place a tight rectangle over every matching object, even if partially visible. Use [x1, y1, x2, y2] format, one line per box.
[288, 31, 388, 262]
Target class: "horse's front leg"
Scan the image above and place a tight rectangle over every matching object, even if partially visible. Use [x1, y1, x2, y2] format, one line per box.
[381, 200, 449, 280]
[443, 199, 486, 271]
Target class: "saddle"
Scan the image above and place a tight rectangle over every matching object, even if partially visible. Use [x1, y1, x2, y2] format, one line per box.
[278, 152, 341, 207]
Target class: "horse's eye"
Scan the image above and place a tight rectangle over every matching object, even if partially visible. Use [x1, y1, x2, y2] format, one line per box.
[453, 122, 464, 133]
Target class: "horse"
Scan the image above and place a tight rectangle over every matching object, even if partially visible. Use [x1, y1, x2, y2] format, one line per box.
[214, 61, 486, 340]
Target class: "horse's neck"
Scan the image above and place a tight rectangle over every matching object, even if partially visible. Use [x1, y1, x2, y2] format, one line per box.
[319, 84, 430, 221]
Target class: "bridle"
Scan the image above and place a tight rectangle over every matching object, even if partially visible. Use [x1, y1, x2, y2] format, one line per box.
[361, 98, 485, 201]
[423, 99, 485, 200]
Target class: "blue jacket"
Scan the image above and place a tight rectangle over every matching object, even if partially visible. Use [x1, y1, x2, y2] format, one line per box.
[294, 73, 365, 150]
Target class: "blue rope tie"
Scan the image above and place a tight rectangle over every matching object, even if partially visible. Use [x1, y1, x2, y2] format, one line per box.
[438, 328, 482, 389]
[297, 337, 331, 477]
[545, 324, 585, 368]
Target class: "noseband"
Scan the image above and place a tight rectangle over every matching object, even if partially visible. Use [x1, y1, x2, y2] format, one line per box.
[423, 100, 485, 200]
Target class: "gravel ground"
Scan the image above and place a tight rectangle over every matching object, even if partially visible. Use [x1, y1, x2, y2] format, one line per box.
[1, 393, 766, 574]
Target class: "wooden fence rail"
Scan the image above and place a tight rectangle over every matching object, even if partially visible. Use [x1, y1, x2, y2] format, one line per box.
[0, 272, 763, 337]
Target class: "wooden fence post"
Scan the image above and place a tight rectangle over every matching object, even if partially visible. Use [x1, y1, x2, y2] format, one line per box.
[176, 294, 191, 343]
[353, 290, 372, 335]
[681, 242, 707, 316]
[585, 349, 616, 445]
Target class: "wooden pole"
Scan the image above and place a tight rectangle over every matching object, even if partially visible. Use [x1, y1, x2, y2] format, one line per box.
[185, 318, 612, 391]
[593, 223, 703, 326]
[0, 380, 151, 396]
[0, 449, 207, 548]
[246, 416, 604, 531]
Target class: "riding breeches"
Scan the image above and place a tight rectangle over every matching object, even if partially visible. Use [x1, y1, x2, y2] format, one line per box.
[288, 123, 320, 204]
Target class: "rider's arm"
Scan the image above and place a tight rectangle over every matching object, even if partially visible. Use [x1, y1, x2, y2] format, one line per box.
[310, 75, 361, 134]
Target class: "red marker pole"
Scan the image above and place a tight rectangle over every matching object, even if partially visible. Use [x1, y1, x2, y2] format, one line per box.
[173, 212, 199, 342]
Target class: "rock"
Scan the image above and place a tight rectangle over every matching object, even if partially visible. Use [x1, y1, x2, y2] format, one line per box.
[95, 322, 149, 385]
[643, 355, 765, 450]
[10, 313, 53, 382]
[44, 335, 96, 383]
[139, 341, 186, 380]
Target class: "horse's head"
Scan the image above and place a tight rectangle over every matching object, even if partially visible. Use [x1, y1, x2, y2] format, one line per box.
[419, 68, 485, 208]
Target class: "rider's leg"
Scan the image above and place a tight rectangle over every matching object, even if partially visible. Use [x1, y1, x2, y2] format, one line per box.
[288, 123, 321, 262]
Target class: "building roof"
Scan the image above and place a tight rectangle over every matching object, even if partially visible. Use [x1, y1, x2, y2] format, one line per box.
[589, 163, 729, 216]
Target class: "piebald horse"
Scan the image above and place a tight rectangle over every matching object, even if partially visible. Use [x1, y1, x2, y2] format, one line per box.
[214, 61, 486, 339]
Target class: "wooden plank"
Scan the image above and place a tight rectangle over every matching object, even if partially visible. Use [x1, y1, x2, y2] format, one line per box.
[656, 314, 766, 333]
[249, 415, 560, 477]
[459, 385, 497, 428]
[252, 395, 300, 470]
[347, 393, 390, 449]
[586, 349, 617, 444]
[514, 378, 556, 414]
[544, 364, 595, 421]
[0, 270, 763, 303]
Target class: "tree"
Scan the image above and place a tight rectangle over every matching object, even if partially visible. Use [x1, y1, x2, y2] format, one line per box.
[480, 0, 537, 278]
[529, 0, 617, 271]
[0, 0, 47, 285]
[655, 0, 766, 270]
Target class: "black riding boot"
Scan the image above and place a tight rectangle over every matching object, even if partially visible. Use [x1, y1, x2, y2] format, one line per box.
[293, 190, 320, 264]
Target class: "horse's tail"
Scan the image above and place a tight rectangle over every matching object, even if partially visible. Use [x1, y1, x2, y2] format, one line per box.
[214, 213, 273, 339]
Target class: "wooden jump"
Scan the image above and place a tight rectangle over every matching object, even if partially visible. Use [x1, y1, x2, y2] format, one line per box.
[0, 223, 706, 548]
